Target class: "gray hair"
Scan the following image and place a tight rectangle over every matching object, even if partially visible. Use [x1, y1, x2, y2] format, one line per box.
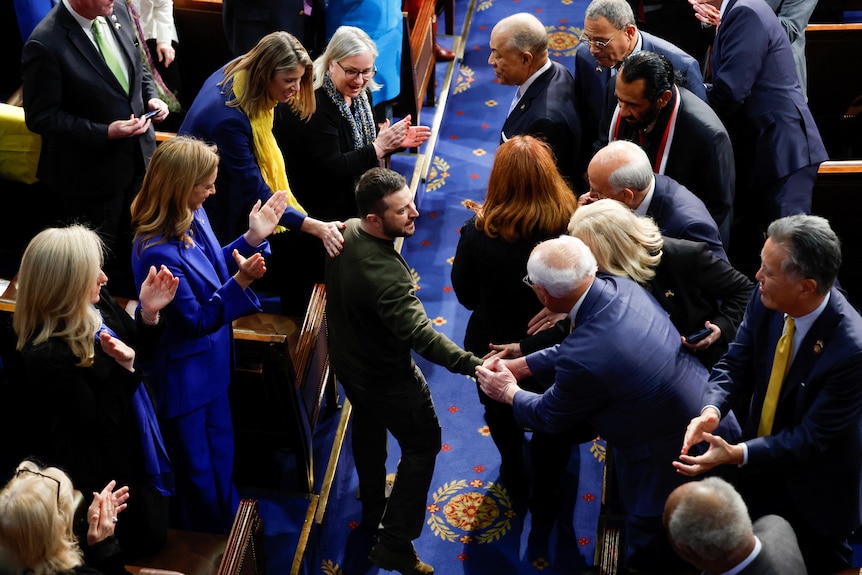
[767, 214, 842, 294]
[584, 0, 636, 29]
[599, 140, 654, 193]
[313, 26, 380, 92]
[493, 13, 548, 54]
[666, 477, 752, 561]
[527, 235, 598, 298]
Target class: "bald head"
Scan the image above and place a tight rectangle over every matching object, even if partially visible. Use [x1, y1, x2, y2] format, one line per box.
[488, 13, 549, 85]
[587, 140, 653, 208]
[664, 478, 755, 572]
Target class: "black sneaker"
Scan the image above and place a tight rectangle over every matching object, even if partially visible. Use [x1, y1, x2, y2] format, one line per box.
[368, 541, 434, 575]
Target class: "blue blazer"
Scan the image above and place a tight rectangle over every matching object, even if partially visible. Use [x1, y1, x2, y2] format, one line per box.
[21, 0, 157, 199]
[132, 208, 267, 418]
[709, 0, 827, 184]
[704, 287, 862, 539]
[516, 274, 741, 519]
[574, 30, 706, 162]
[647, 174, 727, 262]
[501, 60, 582, 186]
[179, 68, 307, 243]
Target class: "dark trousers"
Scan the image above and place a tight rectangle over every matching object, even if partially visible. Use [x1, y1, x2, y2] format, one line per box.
[345, 366, 441, 546]
[729, 162, 820, 278]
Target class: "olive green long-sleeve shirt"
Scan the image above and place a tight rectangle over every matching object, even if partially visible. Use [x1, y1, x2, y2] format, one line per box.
[325, 219, 481, 387]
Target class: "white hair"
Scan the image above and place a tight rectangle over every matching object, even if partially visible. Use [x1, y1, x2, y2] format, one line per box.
[527, 235, 598, 298]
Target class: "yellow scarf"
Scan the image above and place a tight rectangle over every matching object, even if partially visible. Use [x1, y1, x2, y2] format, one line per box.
[233, 70, 306, 231]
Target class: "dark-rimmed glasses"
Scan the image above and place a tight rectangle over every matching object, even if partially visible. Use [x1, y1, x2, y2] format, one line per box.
[335, 61, 377, 81]
[16, 468, 61, 506]
[579, 28, 622, 49]
[522, 274, 535, 287]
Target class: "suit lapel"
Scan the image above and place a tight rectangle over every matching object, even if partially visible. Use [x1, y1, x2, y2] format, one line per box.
[108, 1, 138, 90]
[782, 296, 841, 398]
[58, 4, 114, 85]
[502, 63, 556, 135]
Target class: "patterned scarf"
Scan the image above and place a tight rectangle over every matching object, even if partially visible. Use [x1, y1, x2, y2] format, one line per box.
[232, 70, 307, 231]
[323, 72, 377, 151]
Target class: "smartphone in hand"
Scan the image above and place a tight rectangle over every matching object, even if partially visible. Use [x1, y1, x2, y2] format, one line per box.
[685, 327, 713, 344]
[141, 109, 159, 121]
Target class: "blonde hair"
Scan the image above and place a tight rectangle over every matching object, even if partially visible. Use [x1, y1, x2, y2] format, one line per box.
[220, 31, 315, 120]
[13, 226, 103, 366]
[567, 199, 663, 285]
[0, 460, 83, 575]
[474, 135, 578, 242]
[132, 136, 220, 252]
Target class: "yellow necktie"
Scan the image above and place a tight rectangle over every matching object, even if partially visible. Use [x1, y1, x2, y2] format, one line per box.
[92, 18, 129, 93]
[757, 315, 796, 436]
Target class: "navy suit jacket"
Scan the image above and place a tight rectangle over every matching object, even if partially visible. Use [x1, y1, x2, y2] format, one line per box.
[704, 287, 862, 538]
[709, 0, 827, 185]
[132, 208, 266, 418]
[516, 274, 741, 519]
[501, 60, 581, 186]
[603, 87, 734, 230]
[21, 0, 157, 199]
[180, 68, 307, 243]
[574, 30, 705, 169]
[647, 174, 727, 261]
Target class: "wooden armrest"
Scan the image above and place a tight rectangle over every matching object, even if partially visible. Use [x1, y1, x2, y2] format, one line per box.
[155, 131, 176, 143]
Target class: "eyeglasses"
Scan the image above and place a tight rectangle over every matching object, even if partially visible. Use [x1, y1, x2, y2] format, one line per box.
[335, 61, 377, 81]
[579, 28, 622, 49]
[522, 274, 535, 287]
[16, 468, 61, 506]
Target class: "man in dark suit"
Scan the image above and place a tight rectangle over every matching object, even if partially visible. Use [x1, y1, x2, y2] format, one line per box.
[676, 215, 862, 574]
[477, 235, 741, 572]
[574, 0, 705, 180]
[489, 12, 581, 187]
[601, 51, 734, 244]
[585, 140, 727, 261]
[21, 0, 169, 297]
[690, 0, 828, 277]
[664, 477, 808, 574]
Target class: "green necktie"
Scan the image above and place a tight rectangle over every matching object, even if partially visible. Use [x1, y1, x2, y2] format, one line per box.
[757, 315, 796, 437]
[91, 18, 129, 94]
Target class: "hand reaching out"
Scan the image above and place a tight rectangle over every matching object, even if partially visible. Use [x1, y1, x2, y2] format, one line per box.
[526, 307, 568, 335]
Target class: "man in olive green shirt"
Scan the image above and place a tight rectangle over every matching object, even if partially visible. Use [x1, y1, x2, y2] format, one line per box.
[325, 168, 481, 575]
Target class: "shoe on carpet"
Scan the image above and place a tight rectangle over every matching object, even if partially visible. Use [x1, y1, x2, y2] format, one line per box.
[434, 43, 455, 61]
[368, 541, 434, 575]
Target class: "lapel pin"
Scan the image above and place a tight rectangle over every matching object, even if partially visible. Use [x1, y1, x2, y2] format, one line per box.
[664, 290, 674, 298]
[595, 66, 603, 73]
[813, 340, 824, 354]
[112, 14, 121, 29]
